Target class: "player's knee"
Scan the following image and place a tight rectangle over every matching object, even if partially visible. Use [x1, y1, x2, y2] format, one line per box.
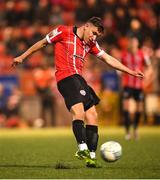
[70, 103, 85, 120]
[86, 118, 98, 125]
[86, 110, 98, 125]
[71, 109, 85, 120]
[91, 110, 98, 120]
[74, 112, 85, 120]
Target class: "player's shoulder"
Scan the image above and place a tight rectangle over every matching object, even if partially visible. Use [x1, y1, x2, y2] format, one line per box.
[57, 25, 72, 33]
[90, 40, 97, 45]
[89, 40, 99, 48]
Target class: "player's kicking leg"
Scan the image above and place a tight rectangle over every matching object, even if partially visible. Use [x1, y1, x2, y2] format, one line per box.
[71, 103, 90, 160]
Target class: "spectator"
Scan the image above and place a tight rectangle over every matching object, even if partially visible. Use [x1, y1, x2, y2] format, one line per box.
[0, 83, 7, 127]
[127, 18, 145, 44]
[34, 0, 51, 25]
[33, 60, 56, 127]
[5, 86, 22, 128]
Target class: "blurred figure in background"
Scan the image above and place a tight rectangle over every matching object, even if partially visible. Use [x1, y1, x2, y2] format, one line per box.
[5, 86, 22, 128]
[0, 83, 6, 127]
[121, 36, 153, 140]
[33, 60, 55, 127]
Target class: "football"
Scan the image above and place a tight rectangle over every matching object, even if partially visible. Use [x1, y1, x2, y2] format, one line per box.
[100, 141, 122, 162]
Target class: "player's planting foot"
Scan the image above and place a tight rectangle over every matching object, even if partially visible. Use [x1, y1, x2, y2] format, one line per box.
[133, 130, 139, 140]
[85, 158, 102, 168]
[75, 149, 90, 160]
[125, 133, 131, 140]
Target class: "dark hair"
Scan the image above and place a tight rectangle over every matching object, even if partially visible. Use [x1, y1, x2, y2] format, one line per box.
[87, 17, 104, 34]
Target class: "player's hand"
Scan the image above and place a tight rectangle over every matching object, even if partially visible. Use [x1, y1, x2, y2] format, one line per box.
[132, 70, 144, 78]
[11, 57, 23, 67]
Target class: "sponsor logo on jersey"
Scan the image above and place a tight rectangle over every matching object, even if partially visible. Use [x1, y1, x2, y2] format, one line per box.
[49, 28, 62, 39]
[73, 54, 84, 61]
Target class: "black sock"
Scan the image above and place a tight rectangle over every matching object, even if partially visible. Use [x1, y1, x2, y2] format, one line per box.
[86, 125, 98, 152]
[123, 110, 131, 133]
[72, 120, 86, 144]
[133, 112, 141, 129]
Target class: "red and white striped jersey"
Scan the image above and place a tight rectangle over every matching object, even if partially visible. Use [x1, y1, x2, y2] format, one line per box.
[46, 25, 104, 82]
[121, 49, 150, 89]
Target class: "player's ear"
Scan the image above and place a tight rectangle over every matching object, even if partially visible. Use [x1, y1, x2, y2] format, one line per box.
[85, 23, 89, 28]
[86, 23, 89, 27]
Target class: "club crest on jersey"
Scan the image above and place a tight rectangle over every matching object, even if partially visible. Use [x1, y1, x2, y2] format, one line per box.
[49, 28, 62, 39]
[80, 90, 86, 96]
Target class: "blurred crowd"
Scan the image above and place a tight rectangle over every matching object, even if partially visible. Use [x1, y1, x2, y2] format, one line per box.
[0, 0, 160, 127]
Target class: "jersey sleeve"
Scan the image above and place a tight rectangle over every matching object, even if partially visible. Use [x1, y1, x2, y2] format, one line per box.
[89, 41, 105, 57]
[46, 25, 64, 44]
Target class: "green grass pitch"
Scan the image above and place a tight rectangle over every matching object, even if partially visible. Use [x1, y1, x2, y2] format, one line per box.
[0, 127, 159, 179]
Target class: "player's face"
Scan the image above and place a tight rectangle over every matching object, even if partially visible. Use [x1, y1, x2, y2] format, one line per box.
[83, 23, 102, 44]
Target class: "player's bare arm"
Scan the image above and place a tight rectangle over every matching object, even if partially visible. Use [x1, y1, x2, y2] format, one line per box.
[12, 38, 48, 67]
[100, 52, 144, 78]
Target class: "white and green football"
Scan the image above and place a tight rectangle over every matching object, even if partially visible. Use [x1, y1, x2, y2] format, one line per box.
[100, 141, 122, 162]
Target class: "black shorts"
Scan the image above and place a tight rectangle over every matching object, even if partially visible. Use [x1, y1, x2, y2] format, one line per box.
[57, 74, 100, 111]
[122, 87, 144, 101]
